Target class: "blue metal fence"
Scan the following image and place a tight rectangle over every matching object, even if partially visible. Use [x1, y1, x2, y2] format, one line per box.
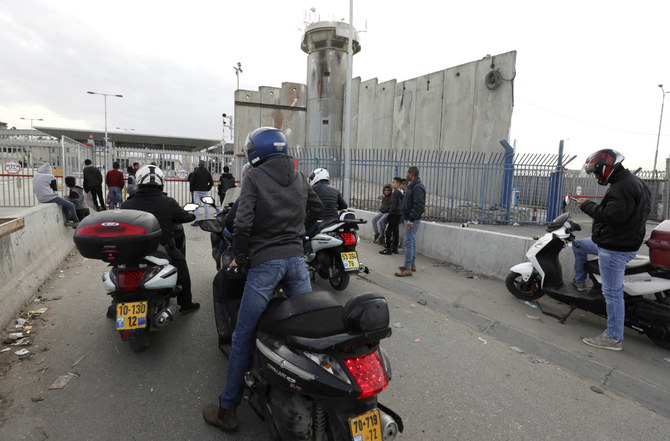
[289, 142, 575, 225]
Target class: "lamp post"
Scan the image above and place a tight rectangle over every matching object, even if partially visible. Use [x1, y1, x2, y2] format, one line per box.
[87, 91, 123, 171]
[654, 84, 670, 175]
[234, 62, 243, 90]
[20, 117, 43, 141]
[115, 127, 134, 133]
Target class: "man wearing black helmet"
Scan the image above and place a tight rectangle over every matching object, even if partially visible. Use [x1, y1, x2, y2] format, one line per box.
[203, 127, 323, 433]
[120, 165, 200, 314]
[573, 149, 650, 351]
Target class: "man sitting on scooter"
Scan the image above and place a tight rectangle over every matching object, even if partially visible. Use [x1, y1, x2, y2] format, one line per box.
[120, 165, 201, 314]
[202, 127, 323, 433]
[573, 149, 650, 351]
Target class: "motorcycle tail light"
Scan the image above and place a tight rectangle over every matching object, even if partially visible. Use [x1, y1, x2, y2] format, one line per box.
[343, 349, 388, 399]
[76, 222, 148, 238]
[117, 269, 145, 292]
[341, 232, 357, 246]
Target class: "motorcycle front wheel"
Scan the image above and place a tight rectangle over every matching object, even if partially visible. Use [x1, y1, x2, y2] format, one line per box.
[506, 271, 544, 300]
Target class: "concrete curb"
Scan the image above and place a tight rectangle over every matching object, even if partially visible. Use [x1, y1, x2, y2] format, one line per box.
[364, 266, 670, 419]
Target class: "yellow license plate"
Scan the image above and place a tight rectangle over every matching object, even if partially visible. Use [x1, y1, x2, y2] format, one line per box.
[349, 408, 382, 441]
[115, 301, 148, 330]
[341, 251, 360, 271]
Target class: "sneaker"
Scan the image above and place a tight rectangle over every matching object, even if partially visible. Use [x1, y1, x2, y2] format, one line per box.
[191, 221, 199, 227]
[65, 220, 79, 227]
[379, 249, 394, 255]
[582, 332, 622, 351]
[373, 233, 380, 243]
[573, 279, 588, 292]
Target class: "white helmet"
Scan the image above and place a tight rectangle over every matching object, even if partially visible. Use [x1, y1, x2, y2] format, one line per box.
[309, 168, 329, 186]
[136, 165, 165, 187]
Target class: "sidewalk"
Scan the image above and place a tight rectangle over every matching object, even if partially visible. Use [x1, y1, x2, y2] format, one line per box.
[356, 236, 670, 419]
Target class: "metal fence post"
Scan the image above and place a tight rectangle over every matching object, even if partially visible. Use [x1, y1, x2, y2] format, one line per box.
[546, 140, 565, 221]
[499, 140, 515, 223]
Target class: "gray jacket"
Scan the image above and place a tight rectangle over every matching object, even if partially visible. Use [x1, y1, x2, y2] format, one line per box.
[33, 163, 58, 203]
[233, 155, 324, 267]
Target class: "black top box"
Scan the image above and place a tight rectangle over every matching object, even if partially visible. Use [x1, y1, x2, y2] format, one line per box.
[74, 210, 162, 264]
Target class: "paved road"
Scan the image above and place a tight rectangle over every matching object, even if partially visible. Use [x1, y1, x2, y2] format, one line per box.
[0, 224, 668, 440]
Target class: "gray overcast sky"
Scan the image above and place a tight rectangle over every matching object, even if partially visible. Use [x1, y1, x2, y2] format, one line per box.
[1, 0, 669, 170]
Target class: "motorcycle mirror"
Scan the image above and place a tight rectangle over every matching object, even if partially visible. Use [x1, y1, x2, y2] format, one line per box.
[564, 196, 571, 206]
[183, 203, 199, 212]
[201, 196, 216, 206]
[197, 219, 223, 233]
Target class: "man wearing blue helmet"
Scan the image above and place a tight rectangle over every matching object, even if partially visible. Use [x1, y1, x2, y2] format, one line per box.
[203, 127, 323, 433]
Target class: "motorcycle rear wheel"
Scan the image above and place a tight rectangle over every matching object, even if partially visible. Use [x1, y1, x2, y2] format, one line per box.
[506, 271, 544, 300]
[647, 324, 670, 350]
[128, 328, 151, 352]
[329, 271, 350, 291]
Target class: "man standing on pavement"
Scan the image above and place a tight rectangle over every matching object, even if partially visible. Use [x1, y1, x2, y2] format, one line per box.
[217, 165, 236, 205]
[573, 149, 650, 351]
[202, 127, 323, 434]
[189, 160, 214, 225]
[83, 159, 106, 211]
[105, 162, 125, 209]
[396, 166, 425, 277]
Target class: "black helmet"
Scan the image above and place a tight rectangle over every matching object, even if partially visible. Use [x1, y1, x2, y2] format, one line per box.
[584, 149, 624, 186]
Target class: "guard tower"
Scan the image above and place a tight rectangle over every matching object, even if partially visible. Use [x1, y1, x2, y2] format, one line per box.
[301, 21, 361, 150]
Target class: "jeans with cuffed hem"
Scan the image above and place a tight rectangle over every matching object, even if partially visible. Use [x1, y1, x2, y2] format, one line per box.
[403, 219, 421, 269]
[219, 257, 312, 408]
[573, 237, 636, 341]
[48, 197, 79, 222]
[193, 191, 210, 220]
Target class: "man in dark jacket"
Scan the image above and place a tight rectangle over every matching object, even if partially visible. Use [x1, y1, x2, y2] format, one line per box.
[217, 165, 236, 205]
[309, 167, 347, 220]
[203, 127, 323, 434]
[121, 165, 200, 314]
[82, 159, 106, 211]
[396, 166, 426, 277]
[573, 149, 650, 351]
[189, 160, 214, 224]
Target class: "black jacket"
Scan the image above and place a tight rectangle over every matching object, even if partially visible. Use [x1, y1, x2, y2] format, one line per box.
[121, 187, 195, 245]
[401, 177, 426, 222]
[379, 184, 392, 213]
[233, 155, 323, 267]
[189, 166, 213, 192]
[581, 167, 651, 252]
[389, 188, 404, 215]
[312, 181, 347, 221]
[83, 165, 103, 190]
[218, 173, 236, 196]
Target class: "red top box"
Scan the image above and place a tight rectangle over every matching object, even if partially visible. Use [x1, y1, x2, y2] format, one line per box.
[647, 220, 670, 269]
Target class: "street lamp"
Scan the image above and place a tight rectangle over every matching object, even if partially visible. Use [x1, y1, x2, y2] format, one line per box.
[116, 127, 135, 133]
[234, 62, 243, 90]
[654, 84, 670, 175]
[20, 117, 43, 141]
[87, 91, 123, 171]
[222, 113, 233, 142]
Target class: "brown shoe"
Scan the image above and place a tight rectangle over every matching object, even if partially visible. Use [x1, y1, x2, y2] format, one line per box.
[411, 264, 416, 272]
[203, 404, 238, 433]
[399, 265, 417, 272]
[395, 267, 412, 277]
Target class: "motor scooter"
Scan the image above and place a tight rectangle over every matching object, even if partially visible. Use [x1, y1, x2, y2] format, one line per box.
[196, 218, 403, 440]
[506, 206, 670, 349]
[305, 210, 370, 291]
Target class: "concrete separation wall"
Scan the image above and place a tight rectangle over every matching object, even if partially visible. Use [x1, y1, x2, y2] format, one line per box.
[0, 204, 76, 329]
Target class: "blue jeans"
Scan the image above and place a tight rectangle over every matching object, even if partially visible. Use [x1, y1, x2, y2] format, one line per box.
[108, 187, 123, 208]
[403, 219, 421, 268]
[573, 237, 636, 341]
[371, 212, 388, 234]
[193, 191, 210, 220]
[220, 257, 312, 407]
[49, 197, 79, 222]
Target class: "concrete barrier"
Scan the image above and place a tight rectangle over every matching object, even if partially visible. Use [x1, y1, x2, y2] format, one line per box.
[355, 209, 577, 281]
[0, 204, 76, 329]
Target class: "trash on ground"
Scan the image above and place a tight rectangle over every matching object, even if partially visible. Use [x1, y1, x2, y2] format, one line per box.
[524, 301, 538, 309]
[15, 349, 30, 356]
[1, 347, 10, 353]
[525, 314, 540, 320]
[513, 222, 520, 226]
[413, 338, 420, 343]
[466, 271, 474, 279]
[409, 304, 416, 308]
[49, 373, 75, 390]
[6, 332, 24, 342]
[11, 337, 31, 346]
[392, 322, 403, 328]
[528, 355, 546, 363]
[28, 307, 50, 316]
[57, 274, 65, 278]
[71, 355, 84, 367]
[16, 318, 27, 327]
[510, 346, 524, 353]
[664, 357, 670, 363]
[590, 386, 604, 394]
[51, 296, 63, 301]
[31, 396, 44, 402]
[35, 357, 46, 365]
[417, 298, 427, 305]
[478, 337, 487, 344]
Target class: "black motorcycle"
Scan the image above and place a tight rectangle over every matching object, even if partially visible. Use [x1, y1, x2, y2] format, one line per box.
[198, 218, 403, 440]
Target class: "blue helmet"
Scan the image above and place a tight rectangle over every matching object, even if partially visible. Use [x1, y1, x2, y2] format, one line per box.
[244, 127, 288, 166]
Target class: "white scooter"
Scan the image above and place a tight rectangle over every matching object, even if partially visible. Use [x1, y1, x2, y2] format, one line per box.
[506, 204, 670, 349]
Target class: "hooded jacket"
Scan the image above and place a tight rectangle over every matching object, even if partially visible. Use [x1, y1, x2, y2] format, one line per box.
[580, 167, 651, 252]
[233, 155, 324, 267]
[33, 163, 58, 203]
[379, 184, 392, 213]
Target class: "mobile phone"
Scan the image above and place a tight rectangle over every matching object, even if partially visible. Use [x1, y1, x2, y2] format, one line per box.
[569, 196, 579, 202]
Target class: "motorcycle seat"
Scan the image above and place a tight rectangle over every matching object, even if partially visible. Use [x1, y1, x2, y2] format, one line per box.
[258, 290, 347, 338]
[585, 257, 652, 276]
